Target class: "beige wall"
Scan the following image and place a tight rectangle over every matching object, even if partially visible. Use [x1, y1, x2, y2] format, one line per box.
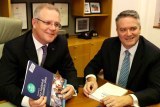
[111, 0, 160, 48]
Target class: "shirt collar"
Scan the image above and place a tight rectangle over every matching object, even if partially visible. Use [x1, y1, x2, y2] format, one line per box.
[32, 34, 48, 50]
[121, 41, 139, 56]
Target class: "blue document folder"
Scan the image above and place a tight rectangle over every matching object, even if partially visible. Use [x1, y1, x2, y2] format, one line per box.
[21, 60, 67, 107]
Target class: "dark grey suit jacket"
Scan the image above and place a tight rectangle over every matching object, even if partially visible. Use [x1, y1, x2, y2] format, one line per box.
[84, 36, 160, 106]
[0, 30, 78, 106]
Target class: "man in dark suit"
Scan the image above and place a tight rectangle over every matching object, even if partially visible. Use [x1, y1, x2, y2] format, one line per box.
[83, 10, 160, 107]
[0, 3, 78, 107]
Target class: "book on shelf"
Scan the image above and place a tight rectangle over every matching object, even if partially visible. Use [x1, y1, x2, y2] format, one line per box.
[21, 60, 67, 107]
[89, 82, 128, 102]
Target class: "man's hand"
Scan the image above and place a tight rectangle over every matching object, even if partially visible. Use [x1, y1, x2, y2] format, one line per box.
[83, 77, 98, 97]
[29, 96, 47, 107]
[101, 95, 133, 107]
[61, 85, 75, 100]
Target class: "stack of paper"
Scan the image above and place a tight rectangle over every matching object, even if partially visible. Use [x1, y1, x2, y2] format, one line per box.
[89, 82, 128, 102]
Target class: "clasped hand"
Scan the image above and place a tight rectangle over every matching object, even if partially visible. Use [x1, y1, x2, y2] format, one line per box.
[29, 85, 75, 107]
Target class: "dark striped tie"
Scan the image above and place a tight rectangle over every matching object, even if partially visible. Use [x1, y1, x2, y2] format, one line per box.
[41, 45, 47, 66]
[118, 50, 130, 88]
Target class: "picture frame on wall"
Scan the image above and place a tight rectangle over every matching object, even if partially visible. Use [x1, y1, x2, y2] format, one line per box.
[90, 2, 101, 13]
[153, 0, 160, 29]
[75, 18, 89, 33]
[84, 2, 90, 14]
[54, 3, 69, 27]
[11, 2, 28, 30]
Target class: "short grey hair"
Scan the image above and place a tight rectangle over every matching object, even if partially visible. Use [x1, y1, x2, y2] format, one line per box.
[115, 10, 140, 21]
[33, 3, 60, 18]
[115, 10, 141, 27]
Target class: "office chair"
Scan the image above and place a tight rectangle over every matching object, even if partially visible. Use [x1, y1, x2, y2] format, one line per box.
[0, 17, 22, 58]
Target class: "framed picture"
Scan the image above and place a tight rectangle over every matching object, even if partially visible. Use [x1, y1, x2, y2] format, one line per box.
[75, 18, 89, 33]
[90, 2, 101, 13]
[153, 0, 160, 29]
[54, 3, 69, 26]
[11, 2, 28, 29]
[84, 2, 90, 14]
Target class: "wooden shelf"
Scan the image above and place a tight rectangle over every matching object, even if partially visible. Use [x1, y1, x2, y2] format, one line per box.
[153, 26, 160, 29]
[71, 0, 112, 38]
[70, 0, 112, 77]
[77, 14, 110, 17]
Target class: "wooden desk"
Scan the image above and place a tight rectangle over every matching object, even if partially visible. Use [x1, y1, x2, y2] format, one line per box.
[66, 78, 160, 107]
[1, 79, 160, 107]
[66, 87, 160, 107]
[66, 78, 105, 107]
[66, 88, 104, 107]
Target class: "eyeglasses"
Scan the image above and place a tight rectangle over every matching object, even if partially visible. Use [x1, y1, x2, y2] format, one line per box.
[35, 18, 62, 29]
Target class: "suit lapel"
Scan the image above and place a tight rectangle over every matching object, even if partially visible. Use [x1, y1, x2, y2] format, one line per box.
[127, 37, 144, 85]
[25, 32, 38, 64]
[110, 38, 121, 82]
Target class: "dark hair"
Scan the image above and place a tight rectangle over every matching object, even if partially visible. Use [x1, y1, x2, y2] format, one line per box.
[115, 10, 140, 22]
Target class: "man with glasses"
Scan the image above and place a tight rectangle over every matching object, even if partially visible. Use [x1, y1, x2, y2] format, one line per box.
[0, 3, 78, 107]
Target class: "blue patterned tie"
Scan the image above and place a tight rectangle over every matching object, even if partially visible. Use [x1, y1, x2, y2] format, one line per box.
[41, 45, 47, 66]
[118, 50, 130, 88]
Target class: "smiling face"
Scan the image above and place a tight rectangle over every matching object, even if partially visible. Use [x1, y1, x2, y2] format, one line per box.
[116, 16, 141, 49]
[32, 7, 61, 45]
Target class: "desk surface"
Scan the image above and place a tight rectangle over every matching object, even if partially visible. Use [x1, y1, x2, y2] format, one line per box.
[1, 79, 160, 107]
[66, 78, 106, 107]
[66, 88, 104, 107]
[67, 87, 160, 107]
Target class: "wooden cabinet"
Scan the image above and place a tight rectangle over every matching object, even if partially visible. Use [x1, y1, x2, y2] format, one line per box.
[70, 0, 112, 77]
[90, 39, 104, 60]
[69, 43, 90, 77]
[0, 0, 11, 17]
[71, 0, 112, 37]
[68, 37, 106, 77]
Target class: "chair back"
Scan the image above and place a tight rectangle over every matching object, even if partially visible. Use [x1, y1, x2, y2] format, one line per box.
[0, 17, 22, 58]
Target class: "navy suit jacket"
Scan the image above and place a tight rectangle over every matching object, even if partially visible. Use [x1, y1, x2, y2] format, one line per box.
[0, 30, 78, 106]
[84, 36, 160, 106]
